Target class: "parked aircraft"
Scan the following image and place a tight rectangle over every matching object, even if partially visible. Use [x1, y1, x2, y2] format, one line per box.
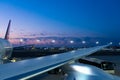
[0, 20, 12, 62]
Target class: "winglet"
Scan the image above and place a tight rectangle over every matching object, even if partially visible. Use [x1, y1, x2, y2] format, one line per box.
[4, 20, 11, 40]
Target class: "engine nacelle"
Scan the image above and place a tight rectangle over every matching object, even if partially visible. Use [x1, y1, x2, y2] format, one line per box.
[0, 39, 12, 60]
[63, 63, 116, 80]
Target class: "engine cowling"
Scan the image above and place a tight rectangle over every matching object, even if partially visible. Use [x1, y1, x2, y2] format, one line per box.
[0, 39, 12, 60]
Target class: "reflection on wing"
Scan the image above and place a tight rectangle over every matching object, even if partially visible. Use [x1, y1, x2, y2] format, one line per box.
[0, 45, 109, 80]
[63, 63, 120, 80]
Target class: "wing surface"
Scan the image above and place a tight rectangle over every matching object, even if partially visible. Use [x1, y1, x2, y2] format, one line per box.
[0, 45, 109, 79]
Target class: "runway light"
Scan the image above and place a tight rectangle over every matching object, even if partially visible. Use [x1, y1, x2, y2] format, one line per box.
[72, 65, 94, 75]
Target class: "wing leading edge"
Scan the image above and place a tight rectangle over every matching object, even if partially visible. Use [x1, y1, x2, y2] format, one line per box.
[0, 45, 109, 80]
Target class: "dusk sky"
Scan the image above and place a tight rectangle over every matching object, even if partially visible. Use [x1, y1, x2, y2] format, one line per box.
[0, 0, 120, 39]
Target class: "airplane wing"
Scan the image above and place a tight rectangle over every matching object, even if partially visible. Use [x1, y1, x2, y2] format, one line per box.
[0, 45, 109, 80]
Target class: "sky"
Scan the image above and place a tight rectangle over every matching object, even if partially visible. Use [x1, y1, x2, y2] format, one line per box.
[0, 0, 120, 39]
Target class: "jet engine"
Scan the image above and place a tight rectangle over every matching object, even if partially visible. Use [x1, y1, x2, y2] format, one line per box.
[0, 39, 12, 60]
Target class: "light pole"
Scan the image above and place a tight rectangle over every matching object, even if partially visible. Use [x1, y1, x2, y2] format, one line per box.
[36, 39, 40, 46]
[69, 40, 74, 49]
[70, 40, 74, 44]
[109, 42, 113, 45]
[82, 41, 86, 48]
[82, 41, 86, 44]
[36, 39, 40, 43]
[52, 39, 56, 43]
[51, 39, 56, 48]
[20, 38, 23, 45]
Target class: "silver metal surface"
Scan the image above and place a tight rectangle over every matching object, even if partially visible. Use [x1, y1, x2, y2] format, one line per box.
[0, 38, 12, 60]
[0, 45, 108, 79]
[63, 63, 120, 80]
